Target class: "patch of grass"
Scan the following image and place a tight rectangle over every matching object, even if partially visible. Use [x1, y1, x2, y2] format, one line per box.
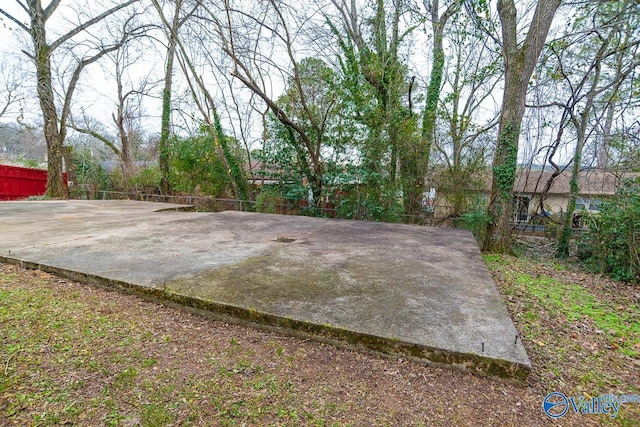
[3, 261, 639, 425]
[512, 272, 639, 357]
[0, 267, 345, 425]
[486, 253, 640, 410]
[140, 403, 176, 425]
[113, 366, 138, 389]
[141, 357, 158, 368]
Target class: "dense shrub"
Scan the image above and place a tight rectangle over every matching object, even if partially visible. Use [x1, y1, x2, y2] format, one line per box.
[71, 149, 112, 198]
[454, 195, 490, 244]
[104, 165, 162, 194]
[169, 132, 236, 197]
[128, 167, 162, 193]
[579, 177, 640, 283]
[254, 188, 279, 214]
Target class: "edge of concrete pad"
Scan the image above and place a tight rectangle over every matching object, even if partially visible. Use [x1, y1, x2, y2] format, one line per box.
[1, 255, 531, 383]
[113, 200, 196, 212]
[153, 205, 196, 212]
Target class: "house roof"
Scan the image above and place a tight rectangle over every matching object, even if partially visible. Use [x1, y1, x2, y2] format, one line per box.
[513, 170, 639, 196]
[246, 160, 294, 185]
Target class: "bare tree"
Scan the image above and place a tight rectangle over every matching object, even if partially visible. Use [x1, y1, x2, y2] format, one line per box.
[69, 40, 158, 180]
[433, 12, 501, 217]
[0, 53, 27, 121]
[214, 0, 338, 202]
[0, 0, 140, 197]
[152, 0, 250, 200]
[547, 2, 640, 257]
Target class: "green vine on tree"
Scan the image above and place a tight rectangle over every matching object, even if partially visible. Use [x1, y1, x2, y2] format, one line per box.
[211, 110, 249, 201]
[492, 123, 518, 200]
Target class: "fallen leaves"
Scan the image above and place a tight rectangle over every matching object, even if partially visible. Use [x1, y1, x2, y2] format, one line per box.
[3, 255, 640, 426]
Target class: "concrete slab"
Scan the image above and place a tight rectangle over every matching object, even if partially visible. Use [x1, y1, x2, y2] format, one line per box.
[0, 200, 530, 380]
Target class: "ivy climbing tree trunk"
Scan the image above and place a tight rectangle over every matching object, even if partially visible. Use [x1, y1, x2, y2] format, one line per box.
[328, 0, 418, 220]
[482, 0, 561, 253]
[153, 0, 248, 200]
[365, 0, 418, 217]
[156, 0, 183, 196]
[421, 0, 460, 185]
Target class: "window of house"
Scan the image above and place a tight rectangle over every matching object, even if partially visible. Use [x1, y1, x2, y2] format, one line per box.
[576, 197, 603, 212]
[513, 195, 531, 223]
[588, 198, 603, 211]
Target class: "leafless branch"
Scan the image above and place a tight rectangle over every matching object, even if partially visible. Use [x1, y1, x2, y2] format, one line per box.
[50, 0, 139, 53]
[0, 7, 29, 32]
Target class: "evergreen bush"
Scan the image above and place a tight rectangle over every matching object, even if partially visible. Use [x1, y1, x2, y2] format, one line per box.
[579, 177, 640, 283]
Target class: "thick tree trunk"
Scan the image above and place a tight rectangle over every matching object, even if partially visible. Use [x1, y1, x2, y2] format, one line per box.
[556, 150, 582, 258]
[119, 132, 134, 180]
[45, 123, 69, 198]
[482, 0, 561, 252]
[114, 61, 134, 181]
[30, 4, 68, 198]
[483, 60, 526, 253]
[159, 86, 173, 194]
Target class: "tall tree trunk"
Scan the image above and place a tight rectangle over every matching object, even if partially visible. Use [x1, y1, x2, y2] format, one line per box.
[114, 61, 134, 180]
[158, 0, 182, 195]
[421, 0, 459, 181]
[556, 35, 608, 258]
[484, 61, 526, 253]
[483, 0, 561, 253]
[30, 3, 68, 198]
[411, 0, 459, 220]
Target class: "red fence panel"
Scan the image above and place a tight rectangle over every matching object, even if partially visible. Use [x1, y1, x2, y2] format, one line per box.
[0, 164, 49, 200]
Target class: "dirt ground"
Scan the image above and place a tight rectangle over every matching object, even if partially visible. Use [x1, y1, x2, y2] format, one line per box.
[1, 255, 638, 426]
